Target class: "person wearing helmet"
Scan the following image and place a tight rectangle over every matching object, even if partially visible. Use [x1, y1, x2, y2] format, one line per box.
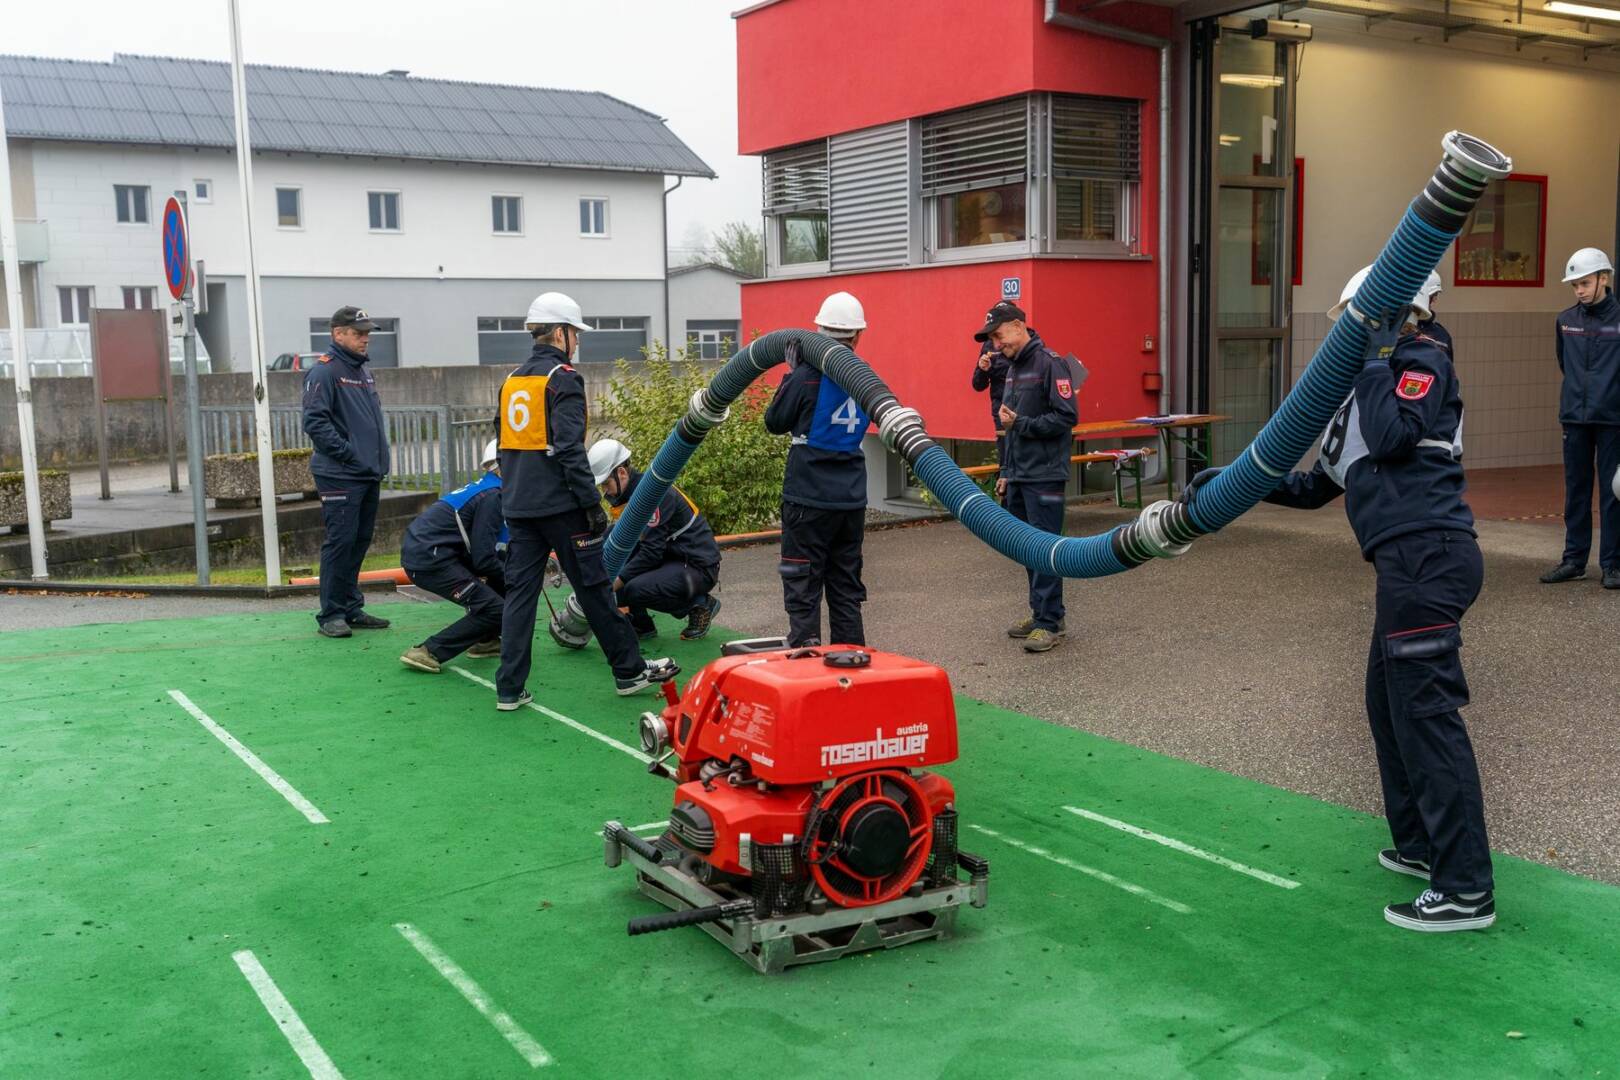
[1414, 272, 1451, 353]
[1541, 247, 1620, 589]
[588, 439, 723, 641]
[494, 292, 675, 709]
[976, 301, 1080, 654]
[398, 440, 508, 673]
[301, 305, 393, 638]
[764, 291, 872, 647]
[1184, 265, 1493, 932]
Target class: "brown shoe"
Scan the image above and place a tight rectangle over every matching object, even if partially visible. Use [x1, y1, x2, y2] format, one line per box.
[399, 645, 441, 673]
[1022, 628, 1062, 654]
[465, 638, 501, 658]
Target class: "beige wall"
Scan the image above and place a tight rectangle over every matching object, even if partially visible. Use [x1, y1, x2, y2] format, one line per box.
[1289, 28, 1620, 469]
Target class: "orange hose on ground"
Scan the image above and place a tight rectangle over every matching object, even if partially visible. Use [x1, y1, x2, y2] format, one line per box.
[288, 567, 413, 586]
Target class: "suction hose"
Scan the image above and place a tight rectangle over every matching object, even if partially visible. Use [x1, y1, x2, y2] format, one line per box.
[586, 132, 1510, 612]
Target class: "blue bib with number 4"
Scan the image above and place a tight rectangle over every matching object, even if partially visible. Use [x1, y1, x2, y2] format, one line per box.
[807, 375, 869, 452]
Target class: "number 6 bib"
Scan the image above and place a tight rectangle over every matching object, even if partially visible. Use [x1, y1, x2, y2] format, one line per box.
[500, 374, 551, 451]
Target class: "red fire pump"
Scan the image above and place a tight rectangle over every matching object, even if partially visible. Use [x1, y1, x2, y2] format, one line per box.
[603, 638, 988, 974]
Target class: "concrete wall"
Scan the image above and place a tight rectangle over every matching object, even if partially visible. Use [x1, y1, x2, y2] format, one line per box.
[1290, 26, 1620, 469]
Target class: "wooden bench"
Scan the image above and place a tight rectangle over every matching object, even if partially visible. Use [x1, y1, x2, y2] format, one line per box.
[961, 447, 1157, 509]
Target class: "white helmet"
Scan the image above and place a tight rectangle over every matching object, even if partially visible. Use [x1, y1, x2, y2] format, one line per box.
[1563, 247, 1614, 284]
[814, 291, 866, 332]
[588, 438, 632, 486]
[525, 291, 591, 331]
[480, 439, 499, 470]
[1327, 266, 1441, 323]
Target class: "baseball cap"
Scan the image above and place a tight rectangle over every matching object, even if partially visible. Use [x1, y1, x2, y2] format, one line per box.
[974, 300, 1027, 342]
[331, 306, 380, 332]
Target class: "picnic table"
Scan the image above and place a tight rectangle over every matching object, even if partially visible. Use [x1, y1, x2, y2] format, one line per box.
[1075, 414, 1230, 500]
[961, 448, 1157, 509]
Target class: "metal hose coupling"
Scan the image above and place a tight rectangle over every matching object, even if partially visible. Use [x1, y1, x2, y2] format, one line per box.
[686, 388, 731, 432]
[877, 404, 927, 457]
[1131, 500, 1194, 560]
[548, 592, 592, 650]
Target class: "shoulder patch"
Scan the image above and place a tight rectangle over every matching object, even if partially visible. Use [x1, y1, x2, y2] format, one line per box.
[1055, 378, 1073, 400]
[318, 354, 332, 364]
[1396, 371, 1436, 400]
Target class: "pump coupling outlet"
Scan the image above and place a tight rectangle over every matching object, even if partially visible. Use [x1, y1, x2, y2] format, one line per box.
[686, 388, 730, 430]
[1134, 500, 1193, 560]
[877, 406, 924, 454]
[1440, 130, 1512, 183]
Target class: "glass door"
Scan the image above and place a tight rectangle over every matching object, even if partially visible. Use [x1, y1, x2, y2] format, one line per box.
[1189, 21, 1300, 465]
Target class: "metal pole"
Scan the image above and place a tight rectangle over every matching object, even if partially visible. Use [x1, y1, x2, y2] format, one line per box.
[226, 0, 282, 586]
[0, 79, 48, 579]
[177, 189, 210, 584]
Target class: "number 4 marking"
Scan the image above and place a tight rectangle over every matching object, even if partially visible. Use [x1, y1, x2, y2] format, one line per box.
[830, 396, 860, 433]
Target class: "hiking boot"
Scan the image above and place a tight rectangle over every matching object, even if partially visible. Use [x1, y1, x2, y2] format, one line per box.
[1378, 848, 1431, 881]
[318, 619, 352, 638]
[1022, 628, 1061, 654]
[348, 611, 392, 630]
[616, 658, 680, 696]
[399, 645, 441, 674]
[1604, 568, 1620, 590]
[681, 596, 722, 641]
[1007, 616, 1065, 639]
[1539, 562, 1586, 584]
[465, 639, 501, 658]
[496, 690, 533, 712]
[1384, 889, 1495, 932]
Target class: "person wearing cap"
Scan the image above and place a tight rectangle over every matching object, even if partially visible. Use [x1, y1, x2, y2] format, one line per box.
[588, 439, 723, 641]
[301, 306, 393, 638]
[1185, 265, 1493, 932]
[764, 292, 872, 647]
[971, 338, 1011, 459]
[976, 301, 1079, 654]
[494, 292, 675, 710]
[398, 440, 507, 673]
[1541, 248, 1620, 590]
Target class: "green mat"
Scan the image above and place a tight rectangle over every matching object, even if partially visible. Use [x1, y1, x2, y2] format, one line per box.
[2, 605, 1614, 1077]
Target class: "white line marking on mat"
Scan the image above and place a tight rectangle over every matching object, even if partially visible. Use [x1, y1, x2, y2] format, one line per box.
[394, 922, 552, 1068]
[1062, 806, 1300, 890]
[967, 824, 1192, 914]
[449, 667, 652, 763]
[595, 820, 669, 838]
[231, 950, 345, 1080]
[168, 690, 328, 825]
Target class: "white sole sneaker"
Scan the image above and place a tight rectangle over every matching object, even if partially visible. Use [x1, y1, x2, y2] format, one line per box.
[1378, 849, 1432, 880]
[1384, 906, 1496, 932]
[496, 691, 532, 712]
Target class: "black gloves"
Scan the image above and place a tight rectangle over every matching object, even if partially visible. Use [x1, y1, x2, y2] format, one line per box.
[1360, 303, 1414, 366]
[586, 503, 610, 539]
[1179, 467, 1223, 508]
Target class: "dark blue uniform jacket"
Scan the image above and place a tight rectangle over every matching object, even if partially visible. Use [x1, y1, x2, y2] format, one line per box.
[1000, 333, 1080, 484]
[497, 343, 598, 519]
[403, 472, 507, 587]
[610, 468, 720, 581]
[764, 346, 871, 510]
[1556, 292, 1620, 425]
[301, 340, 389, 482]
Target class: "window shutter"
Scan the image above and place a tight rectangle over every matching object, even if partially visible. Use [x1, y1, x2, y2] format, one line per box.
[763, 140, 829, 214]
[829, 121, 910, 271]
[919, 98, 1028, 197]
[1051, 96, 1140, 183]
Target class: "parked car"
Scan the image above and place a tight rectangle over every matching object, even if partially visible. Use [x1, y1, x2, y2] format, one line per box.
[269, 351, 323, 372]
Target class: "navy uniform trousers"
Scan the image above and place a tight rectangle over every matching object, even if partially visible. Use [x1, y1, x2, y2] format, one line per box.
[618, 562, 717, 624]
[314, 477, 380, 625]
[400, 541, 504, 662]
[1367, 529, 1493, 895]
[1560, 423, 1620, 572]
[1003, 481, 1066, 630]
[779, 501, 865, 647]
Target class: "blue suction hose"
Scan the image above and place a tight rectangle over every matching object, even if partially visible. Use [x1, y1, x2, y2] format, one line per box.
[602, 132, 1512, 583]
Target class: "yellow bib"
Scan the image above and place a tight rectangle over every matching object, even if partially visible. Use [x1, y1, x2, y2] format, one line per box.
[499, 375, 550, 451]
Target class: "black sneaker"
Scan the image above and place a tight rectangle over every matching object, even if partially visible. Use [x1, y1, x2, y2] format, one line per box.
[495, 690, 533, 713]
[681, 596, 722, 641]
[630, 613, 658, 640]
[348, 612, 392, 630]
[1378, 848, 1431, 881]
[615, 658, 680, 696]
[1539, 562, 1586, 584]
[318, 618, 353, 638]
[1384, 888, 1495, 932]
[1604, 568, 1620, 590]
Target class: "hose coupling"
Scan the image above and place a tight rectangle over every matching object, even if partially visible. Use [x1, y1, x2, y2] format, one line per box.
[1134, 500, 1193, 560]
[878, 406, 924, 453]
[686, 388, 731, 430]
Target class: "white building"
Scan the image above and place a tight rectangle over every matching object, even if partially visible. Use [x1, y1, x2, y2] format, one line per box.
[668, 261, 750, 359]
[0, 53, 714, 370]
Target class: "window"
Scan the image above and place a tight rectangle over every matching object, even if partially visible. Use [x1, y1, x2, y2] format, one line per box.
[578, 316, 649, 364]
[476, 316, 532, 365]
[368, 191, 401, 232]
[763, 141, 829, 269]
[309, 316, 400, 367]
[193, 179, 212, 204]
[276, 187, 302, 229]
[492, 195, 523, 235]
[58, 286, 94, 325]
[114, 184, 150, 224]
[122, 286, 158, 310]
[1455, 173, 1546, 287]
[686, 320, 740, 361]
[921, 99, 1028, 252]
[579, 198, 608, 236]
[1048, 95, 1140, 250]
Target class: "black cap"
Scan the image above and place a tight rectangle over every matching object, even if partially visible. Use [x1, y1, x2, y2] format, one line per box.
[331, 306, 380, 332]
[974, 300, 1026, 342]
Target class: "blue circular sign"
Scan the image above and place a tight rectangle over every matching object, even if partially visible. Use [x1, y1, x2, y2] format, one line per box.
[162, 197, 188, 300]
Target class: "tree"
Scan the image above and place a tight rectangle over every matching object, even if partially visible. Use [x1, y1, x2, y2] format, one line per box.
[674, 222, 711, 267]
[711, 220, 764, 278]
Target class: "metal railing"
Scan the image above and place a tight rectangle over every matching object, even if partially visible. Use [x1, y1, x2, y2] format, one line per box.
[200, 404, 495, 492]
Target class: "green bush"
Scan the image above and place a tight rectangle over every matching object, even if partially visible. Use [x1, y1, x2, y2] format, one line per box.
[601, 341, 787, 535]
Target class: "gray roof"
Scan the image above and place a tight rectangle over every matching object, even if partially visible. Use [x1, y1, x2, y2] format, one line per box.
[0, 53, 715, 178]
[670, 261, 755, 279]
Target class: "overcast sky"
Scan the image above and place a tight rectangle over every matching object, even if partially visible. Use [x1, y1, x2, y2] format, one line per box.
[4, 0, 761, 258]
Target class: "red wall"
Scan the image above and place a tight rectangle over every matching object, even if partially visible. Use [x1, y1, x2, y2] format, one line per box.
[740, 259, 1161, 442]
[736, 0, 1169, 154]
